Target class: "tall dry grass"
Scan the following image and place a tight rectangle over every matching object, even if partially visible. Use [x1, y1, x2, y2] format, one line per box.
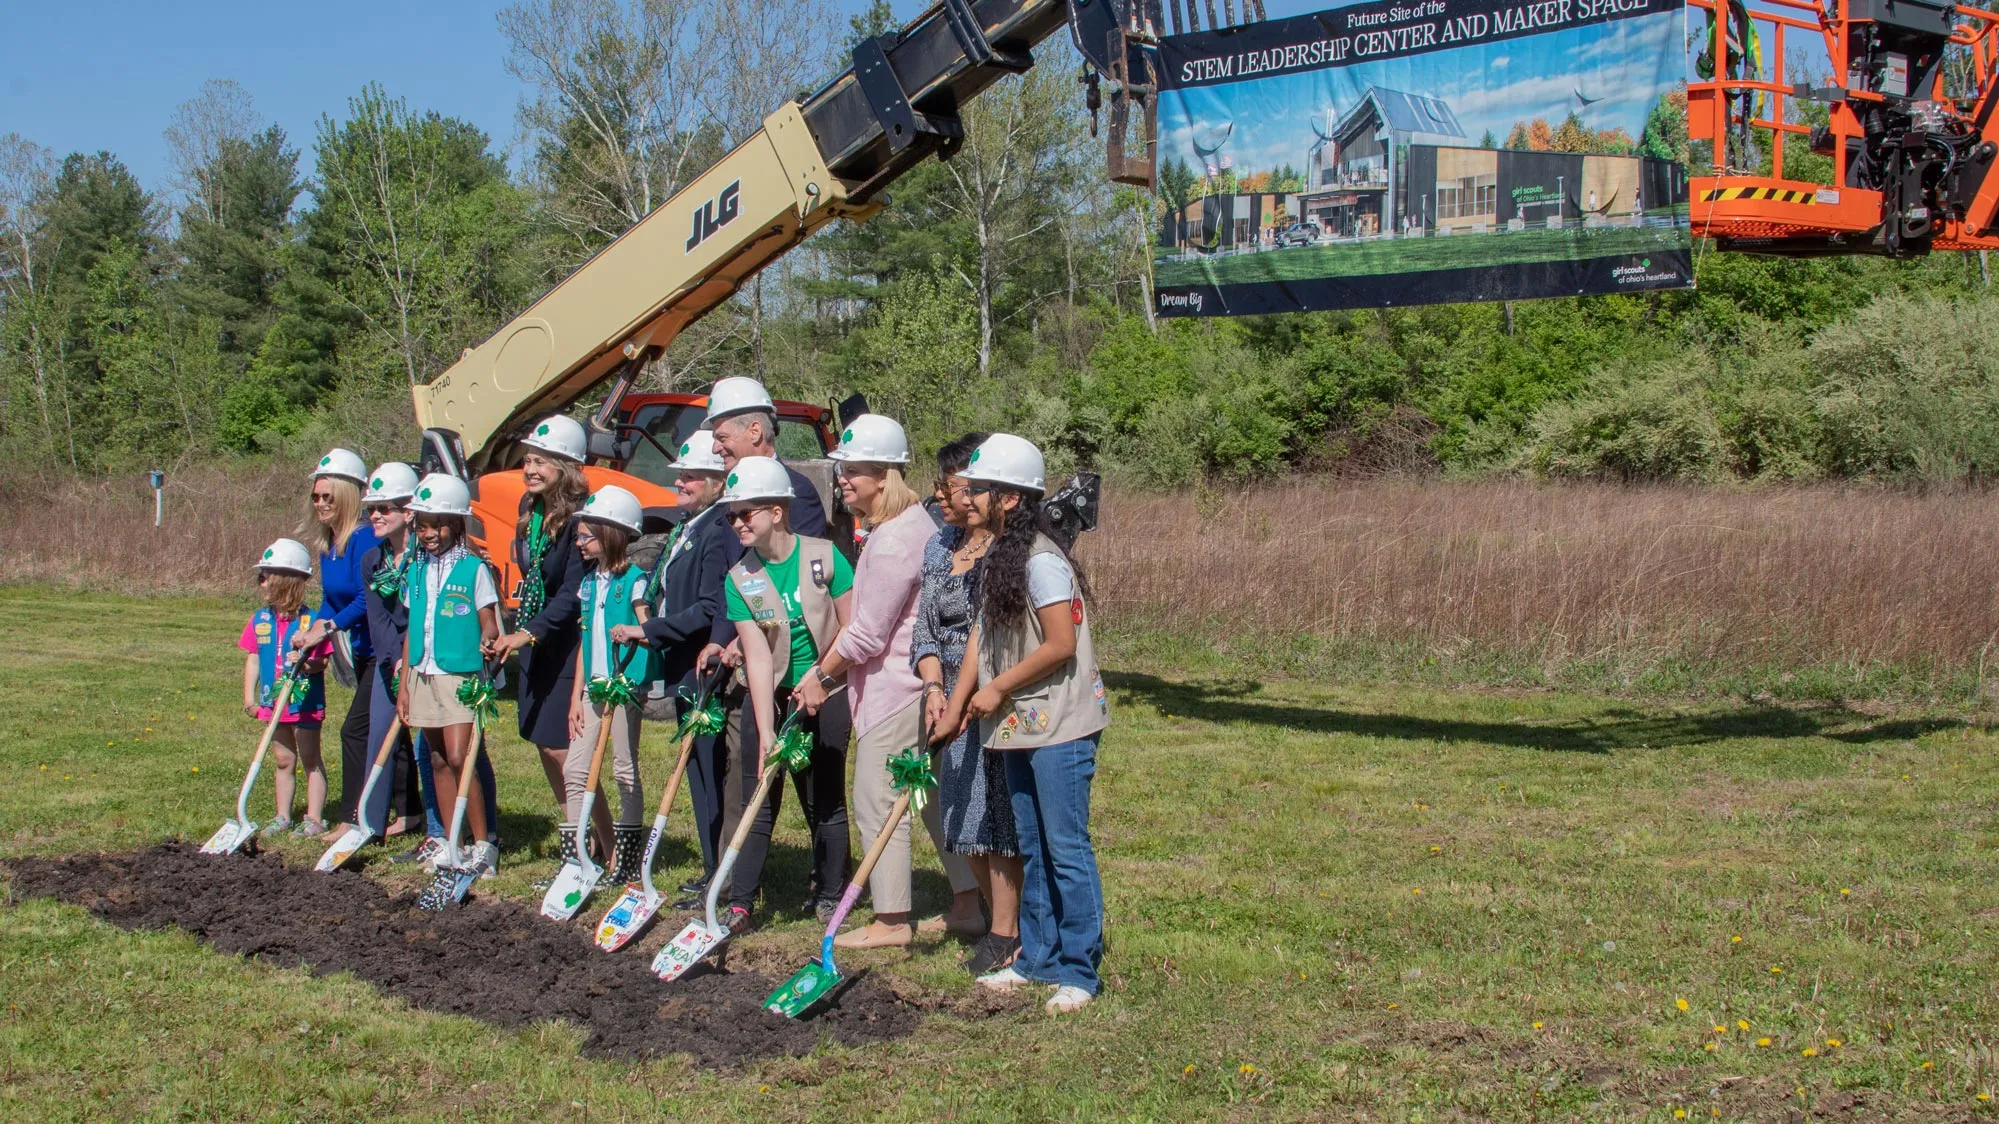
[1081, 479, 1999, 683]
[7, 468, 1998, 690]
[0, 464, 304, 596]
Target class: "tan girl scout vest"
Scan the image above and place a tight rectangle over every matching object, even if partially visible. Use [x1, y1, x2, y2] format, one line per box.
[726, 536, 840, 681]
[978, 534, 1109, 750]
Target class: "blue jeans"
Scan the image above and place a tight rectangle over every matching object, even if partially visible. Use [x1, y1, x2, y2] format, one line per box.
[1004, 734, 1105, 994]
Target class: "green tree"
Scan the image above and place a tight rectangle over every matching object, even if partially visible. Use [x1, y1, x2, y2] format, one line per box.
[1637, 88, 1689, 163]
[173, 126, 302, 362]
[1158, 156, 1196, 212]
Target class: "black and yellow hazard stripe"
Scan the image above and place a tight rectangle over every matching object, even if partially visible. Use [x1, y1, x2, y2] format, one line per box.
[1701, 186, 1819, 203]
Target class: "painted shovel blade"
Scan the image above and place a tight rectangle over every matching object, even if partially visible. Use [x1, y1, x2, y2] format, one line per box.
[539, 860, 601, 922]
[313, 828, 373, 872]
[200, 819, 255, 856]
[594, 885, 663, 952]
[651, 921, 723, 981]
[764, 960, 840, 1018]
[416, 862, 461, 911]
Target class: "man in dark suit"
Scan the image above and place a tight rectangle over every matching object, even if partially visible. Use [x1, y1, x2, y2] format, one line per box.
[611, 430, 735, 905]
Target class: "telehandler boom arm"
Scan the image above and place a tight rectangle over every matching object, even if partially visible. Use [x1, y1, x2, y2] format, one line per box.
[414, 0, 1164, 475]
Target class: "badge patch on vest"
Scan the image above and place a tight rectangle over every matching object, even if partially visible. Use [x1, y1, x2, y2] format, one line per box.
[997, 713, 1019, 744]
[809, 558, 827, 588]
[739, 578, 769, 595]
[1071, 596, 1084, 625]
[1093, 669, 1108, 714]
[753, 609, 777, 622]
[1022, 706, 1051, 733]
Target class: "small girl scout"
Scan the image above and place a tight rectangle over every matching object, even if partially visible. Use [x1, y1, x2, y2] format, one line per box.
[565, 484, 656, 884]
[239, 538, 334, 836]
[395, 473, 504, 878]
[941, 434, 1110, 1016]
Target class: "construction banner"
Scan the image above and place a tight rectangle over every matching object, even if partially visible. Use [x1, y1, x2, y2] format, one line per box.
[1152, 0, 1692, 317]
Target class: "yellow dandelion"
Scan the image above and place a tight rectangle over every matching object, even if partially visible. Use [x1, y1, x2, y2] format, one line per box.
[1978, 1092, 1991, 1103]
[1183, 1064, 1195, 1075]
[1676, 997, 1690, 1012]
[1532, 1021, 1544, 1030]
[1239, 1064, 1256, 1075]
[1737, 1020, 1750, 1031]
[1703, 1042, 1717, 1052]
[1922, 1061, 1934, 1070]
[1430, 846, 1441, 853]
[757, 1085, 770, 1094]
[191, 766, 199, 773]
[1902, 773, 1911, 780]
[188, 715, 195, 720]
[1839, 888, 1851, 896]
[106, 741, 114, 747]
[144, 727, 154, 733]
[63, 775, 70, 780]
[1731, 935, 1743, 944]
[1802, 1047, 1818, 1058]
[39, 764, 46, 771]
[1388, 1003, 1399, 1010]
[1300, 971, 1307, 980]
[1826, 1038, 1842, 1048]
[1412, 888, 1423, 895]
[1714, 1025, 1727, 1034]
[1756, 1037, 1772, 1048]
[1769, 966, 1783, 974]
[1675, 1111, 1688, 1120]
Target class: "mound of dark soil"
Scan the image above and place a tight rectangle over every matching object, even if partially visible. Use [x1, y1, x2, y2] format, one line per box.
[4, 843, 927, 1067]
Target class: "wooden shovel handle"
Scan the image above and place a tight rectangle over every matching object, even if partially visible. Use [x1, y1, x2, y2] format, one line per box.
[370, 716, 404, 769]
[848, 792, 913, 893]
[722, 749, 786, 855]
[581, 700, 615, 798]
[653, 726, 698, 819]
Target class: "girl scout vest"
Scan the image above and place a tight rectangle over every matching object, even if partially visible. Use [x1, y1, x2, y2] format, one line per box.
[580, 564, 657, 684]
[252, 607, 327, 715]
[727, 536, 840, 677]
[407, 553, 487, 674]
[977, 535, 1109, 751]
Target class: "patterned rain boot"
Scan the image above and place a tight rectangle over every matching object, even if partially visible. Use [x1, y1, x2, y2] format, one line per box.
[609, 825, 647, 885]
[531, 822, 580, 892]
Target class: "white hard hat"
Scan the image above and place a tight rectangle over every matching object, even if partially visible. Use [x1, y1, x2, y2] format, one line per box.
[721, 456, 794, 504]
[312, 448, 368, 485]
[363, 462, 420, 503]
[961, 433, 1046, 494]
[704, 376, 774, 424]
[674, 429, 727, 473]
[408, 473, 473, 517]
[520, 415, 587, 463]
[829, 413, 910, 465]
[255, 538, 314, 576]
[582, 484, 645, 533]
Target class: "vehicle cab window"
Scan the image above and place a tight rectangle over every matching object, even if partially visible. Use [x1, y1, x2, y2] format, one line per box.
[621, 403, 704, 487]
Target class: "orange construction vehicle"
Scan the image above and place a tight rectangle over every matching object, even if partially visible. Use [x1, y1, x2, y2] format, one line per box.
[1691, 0, 1999, 256]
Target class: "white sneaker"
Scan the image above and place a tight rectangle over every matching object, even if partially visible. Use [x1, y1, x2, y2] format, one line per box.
[1045, 985, 1093, 1014]
[977, 966, 1035, 992]
[431, 843, 463, 872]
[473, 842, 500, 880]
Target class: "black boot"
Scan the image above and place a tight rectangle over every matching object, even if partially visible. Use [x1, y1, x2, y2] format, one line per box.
[531, 822, 579, 892]
[609, 825, 647, 885]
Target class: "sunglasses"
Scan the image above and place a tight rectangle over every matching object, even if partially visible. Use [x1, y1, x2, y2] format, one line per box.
[365, 503, 405, 517]
[723, 507, 769, 526]
[835, 462, 885, 479]
[966, 484, 997, 497]
[310, 491, 336, 504]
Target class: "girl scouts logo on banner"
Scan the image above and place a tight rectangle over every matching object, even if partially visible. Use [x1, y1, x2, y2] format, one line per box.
[1153, 0, 1692, 317]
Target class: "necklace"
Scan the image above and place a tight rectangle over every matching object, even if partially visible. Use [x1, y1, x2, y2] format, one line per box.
[953, 533, 992, 567]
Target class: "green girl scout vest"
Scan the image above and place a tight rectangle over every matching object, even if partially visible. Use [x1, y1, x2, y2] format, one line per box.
[727, 536, 840, 684]
[407, 553, 487, 674]
[580, 564, 657, 685]
[977, 534, 1110, 750]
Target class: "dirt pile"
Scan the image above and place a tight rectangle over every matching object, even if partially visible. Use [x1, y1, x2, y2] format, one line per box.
[4, 843, 929, 1067]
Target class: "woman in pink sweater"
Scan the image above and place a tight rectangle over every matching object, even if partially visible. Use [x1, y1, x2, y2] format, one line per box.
[795, 414, 982, 949]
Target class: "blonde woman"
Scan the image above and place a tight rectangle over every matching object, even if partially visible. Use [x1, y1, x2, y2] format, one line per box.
[290, 448, 381, 835]
[798, 415, 982, 949]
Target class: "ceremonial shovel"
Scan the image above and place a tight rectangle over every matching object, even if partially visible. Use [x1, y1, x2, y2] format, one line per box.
[542, 643, 640, 922]
[313, 715, 406, 872]
[765, 737, 937, 1018]
[652, 695, 837, 982]
[595, 667, 727, 952]
[200, 657, 305, 856]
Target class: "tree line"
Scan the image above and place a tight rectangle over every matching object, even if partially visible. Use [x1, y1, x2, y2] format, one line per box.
[2, 0, 1995, 486]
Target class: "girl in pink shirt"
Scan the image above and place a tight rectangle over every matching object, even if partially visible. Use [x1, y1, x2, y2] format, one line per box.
[238, 539, 335, 836]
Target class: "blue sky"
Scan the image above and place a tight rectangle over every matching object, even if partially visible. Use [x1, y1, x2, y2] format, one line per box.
[0, 0, 1422, 201]
[1160, 8, 1685, 178]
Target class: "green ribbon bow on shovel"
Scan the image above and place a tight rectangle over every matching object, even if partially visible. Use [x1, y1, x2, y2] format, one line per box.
[765, 720, 815, 775]
[585, 674, 639, 709]
[673, 684, 727, 742]
[885, 745, 938, 813]
[456, 676, 500, 724]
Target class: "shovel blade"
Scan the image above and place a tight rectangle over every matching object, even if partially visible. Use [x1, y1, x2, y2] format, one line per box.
[200, 820, 255, 856]
[651, 921, 723, 981]
[313, 828, 374, 873]
[594, 885, 663, 952]
[539, 860, 602, 922]
[764, 960, 841, 1018]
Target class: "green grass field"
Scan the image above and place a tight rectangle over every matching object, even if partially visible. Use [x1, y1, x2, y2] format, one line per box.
[1154, 223, 1692, 288]
[5, 587, 1999, 1121]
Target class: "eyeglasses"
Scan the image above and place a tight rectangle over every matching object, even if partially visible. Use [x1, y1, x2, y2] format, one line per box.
[575, 528, 598, 543]
[365, 504, 404, 517]
[310, 491, 336, 504]
[835, 463, 884, 479]
[966, 484, 997, 497]
[723, 508, 766, 526]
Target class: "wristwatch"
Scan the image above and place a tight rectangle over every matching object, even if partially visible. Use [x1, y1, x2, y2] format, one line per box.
[815, 667, 840, 691]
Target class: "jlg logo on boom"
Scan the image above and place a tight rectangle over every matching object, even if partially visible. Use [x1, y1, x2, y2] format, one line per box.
[685, 181, 741, 253]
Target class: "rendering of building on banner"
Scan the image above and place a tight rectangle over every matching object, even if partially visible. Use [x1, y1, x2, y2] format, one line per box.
[1153, 0, 1694, 317]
